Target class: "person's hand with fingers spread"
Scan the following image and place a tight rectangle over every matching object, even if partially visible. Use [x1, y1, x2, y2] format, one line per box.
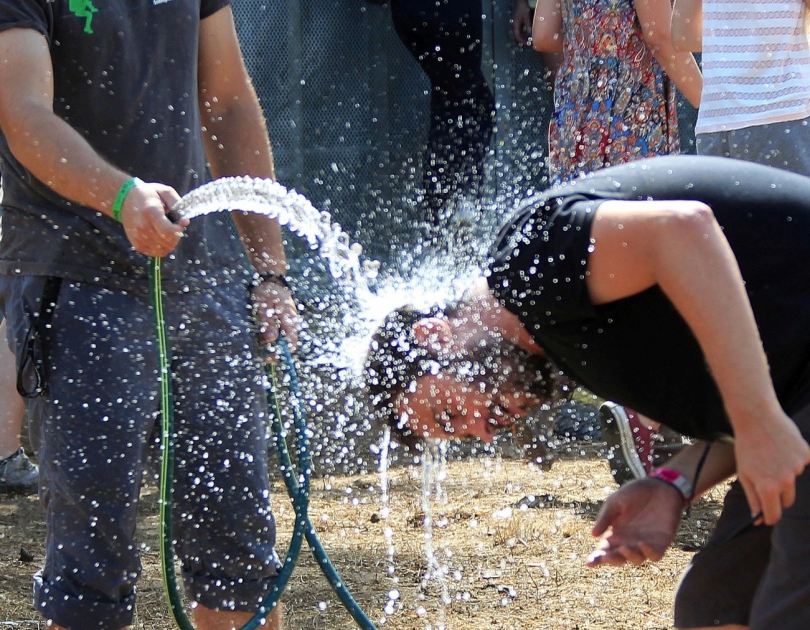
[250, 274, 300, 358]
[732, 407, 810, 525]
[587, 478, 684, 567]
[117, 180, 189, 258]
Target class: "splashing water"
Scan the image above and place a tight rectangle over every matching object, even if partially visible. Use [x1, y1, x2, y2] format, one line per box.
[420, 440, 452, 630]
[377, 426, 400, 623]
[337, 253, 484, 379]
[176, 176, 477, 399]
[174, 176, 380, 292]
[176, 176, 492, 626]
[175, 175, 489, 393]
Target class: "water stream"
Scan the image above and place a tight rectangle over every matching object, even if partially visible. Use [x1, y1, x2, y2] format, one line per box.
[177, 176, 488, 628]
[174, 175, 380, 291]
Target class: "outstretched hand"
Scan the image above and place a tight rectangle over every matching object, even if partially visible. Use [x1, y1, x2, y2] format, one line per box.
[119, 182, 188, 257]
[587, 478, 684, 567]
[251, 280, 301, 358]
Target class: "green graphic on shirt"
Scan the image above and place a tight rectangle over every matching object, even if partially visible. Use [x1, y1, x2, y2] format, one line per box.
[69, 0, 98, 34]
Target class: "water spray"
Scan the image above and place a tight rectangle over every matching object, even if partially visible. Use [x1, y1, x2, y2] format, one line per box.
[152, 177, 379, 629]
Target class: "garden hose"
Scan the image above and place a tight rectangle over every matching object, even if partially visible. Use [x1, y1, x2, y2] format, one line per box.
[149, 256, 377, 630]
[265, 344, 377, 630]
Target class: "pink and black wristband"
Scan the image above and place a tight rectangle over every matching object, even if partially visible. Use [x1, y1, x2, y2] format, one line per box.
[649, 467, 695, 505]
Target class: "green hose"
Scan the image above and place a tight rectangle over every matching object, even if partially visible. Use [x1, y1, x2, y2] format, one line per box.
[149, 256, 378, 630]
[150, 257, 193, 630]
[265, 341, 378, 630]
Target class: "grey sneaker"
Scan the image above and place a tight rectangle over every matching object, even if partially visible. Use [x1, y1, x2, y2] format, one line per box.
[0, 447, 39, 495]
[599, 402, 654, 485]
[599, 403, 691, 486]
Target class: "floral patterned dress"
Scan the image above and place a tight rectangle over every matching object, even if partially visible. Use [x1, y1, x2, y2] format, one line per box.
[548, 0, 680, 184]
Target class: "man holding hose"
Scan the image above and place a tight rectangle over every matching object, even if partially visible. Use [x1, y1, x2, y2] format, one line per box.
[0, 0, 298, 627]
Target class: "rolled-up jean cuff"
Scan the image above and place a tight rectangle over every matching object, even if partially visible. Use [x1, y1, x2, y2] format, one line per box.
[184, 558, 282, 611]
[34, 571, 136, 629]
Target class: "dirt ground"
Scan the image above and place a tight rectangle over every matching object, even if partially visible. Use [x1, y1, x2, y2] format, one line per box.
[0, 452, 726, 630]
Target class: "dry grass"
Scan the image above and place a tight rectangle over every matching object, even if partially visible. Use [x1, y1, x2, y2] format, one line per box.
[0, 453, 725, 629]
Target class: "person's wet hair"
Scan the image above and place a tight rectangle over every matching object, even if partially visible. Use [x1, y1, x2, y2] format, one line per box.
[364, 303, 557, 450]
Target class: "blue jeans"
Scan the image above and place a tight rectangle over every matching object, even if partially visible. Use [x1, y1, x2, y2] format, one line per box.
[696, 116, 810, 177]
[0, 276, 280, 628]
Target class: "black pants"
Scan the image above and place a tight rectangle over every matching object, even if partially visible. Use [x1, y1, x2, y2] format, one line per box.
[391, 0, 495, 226]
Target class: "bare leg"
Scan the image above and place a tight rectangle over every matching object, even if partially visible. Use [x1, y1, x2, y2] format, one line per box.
[45, 602, 282, 630]
[0, 319, 25, 460]
[195, 604, 282, 630]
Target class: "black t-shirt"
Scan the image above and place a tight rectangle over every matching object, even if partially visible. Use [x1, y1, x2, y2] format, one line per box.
[0, 0, 248, 294]
[488, 155, 810, 440]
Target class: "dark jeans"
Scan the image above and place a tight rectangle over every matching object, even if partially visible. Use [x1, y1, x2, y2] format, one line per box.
[391, 0, 495, 226]
[0, 276, 280, 628]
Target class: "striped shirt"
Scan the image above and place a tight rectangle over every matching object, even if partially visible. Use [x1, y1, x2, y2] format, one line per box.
[696, 0, 810, 134]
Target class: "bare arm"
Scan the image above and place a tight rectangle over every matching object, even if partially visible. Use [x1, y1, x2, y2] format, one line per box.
[634, 0, 702, 107]
[671, 0, 703, 52]
[0, 28, 185, 257]
[197, 7, 299, 349]
[661, 439, 737, 498]
[587, 200, 810, 524]
[532, 0, 563, 53]
[198, 5, 280, 266]
[588, 440, 736, 566]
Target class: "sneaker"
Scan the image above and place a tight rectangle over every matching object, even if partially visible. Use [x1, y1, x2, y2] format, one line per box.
[599, 402, 654, 485]
[0, 447, 39, 495]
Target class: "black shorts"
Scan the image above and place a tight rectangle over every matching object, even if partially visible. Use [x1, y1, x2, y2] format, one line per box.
[674, 403, 810, 629]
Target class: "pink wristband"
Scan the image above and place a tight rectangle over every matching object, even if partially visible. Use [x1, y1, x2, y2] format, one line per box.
[649, 467, 694, 504]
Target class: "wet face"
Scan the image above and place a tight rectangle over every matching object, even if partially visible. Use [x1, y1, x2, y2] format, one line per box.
[393, 371, 540, 442]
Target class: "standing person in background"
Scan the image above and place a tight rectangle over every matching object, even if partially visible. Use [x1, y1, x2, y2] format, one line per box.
[0, 319, 37, 495]
[0, 0, 298, 627]
[0, 178, 37, 496]
[532, 0, 702, 184]
[672, 0, 810, 176]
[530, 0, 703, 483]
[390, 0, 496, 235]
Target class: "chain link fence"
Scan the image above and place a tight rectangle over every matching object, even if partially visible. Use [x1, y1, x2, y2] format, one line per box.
[233, 0, 697, 262]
